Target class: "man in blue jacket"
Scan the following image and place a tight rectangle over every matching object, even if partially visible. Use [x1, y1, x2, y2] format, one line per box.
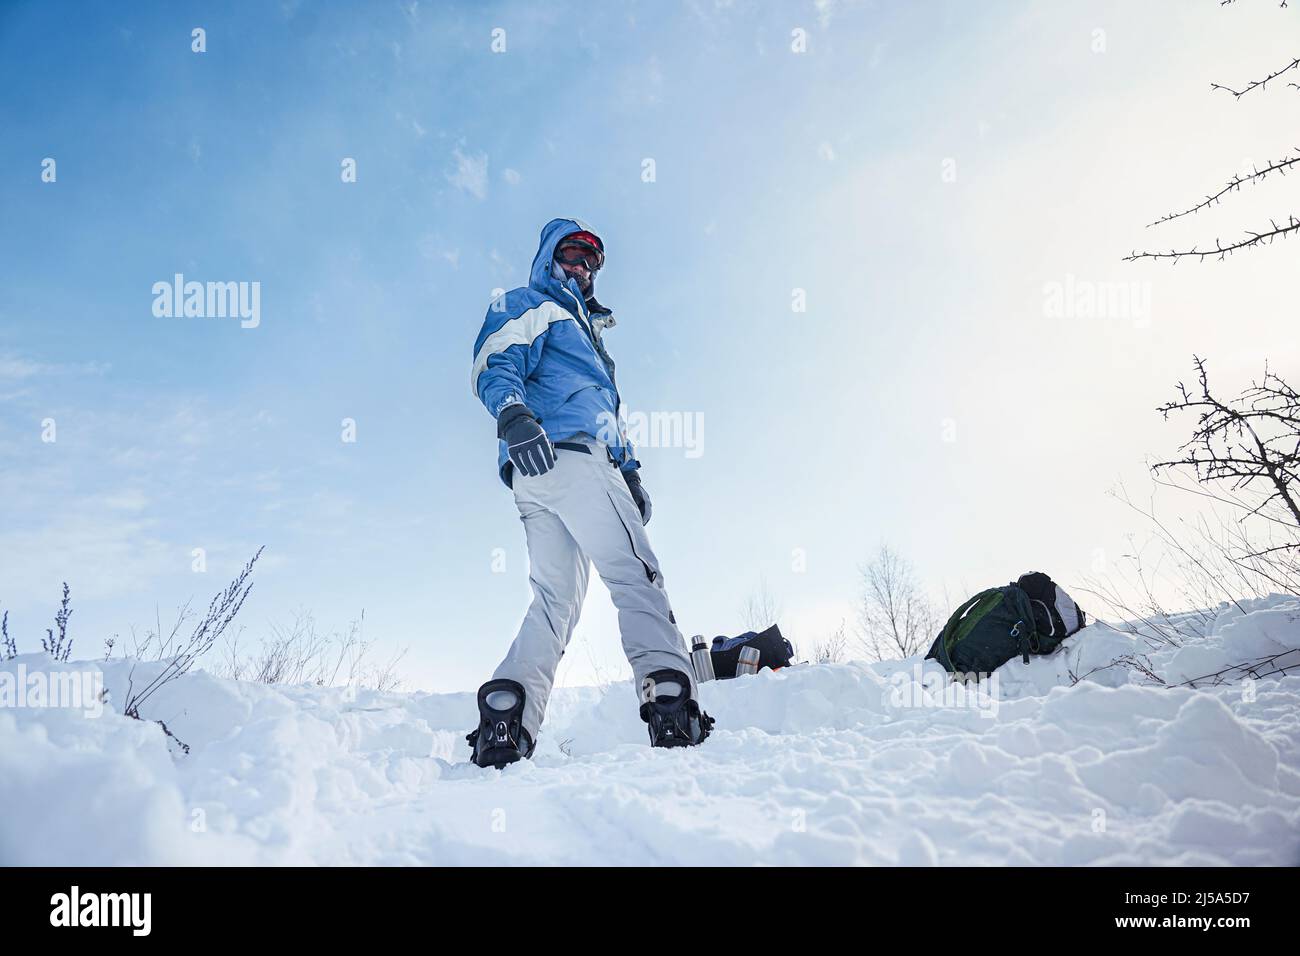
[468, 218, 714, 768]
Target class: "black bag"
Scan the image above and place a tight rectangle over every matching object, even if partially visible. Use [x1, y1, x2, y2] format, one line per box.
[710, 624, 795, 678]
[1014, 572, 1087, 649]
[925, 571, 1087, 676]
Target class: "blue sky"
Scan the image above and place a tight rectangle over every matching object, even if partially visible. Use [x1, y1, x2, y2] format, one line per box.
[1, 0, 1296, 692]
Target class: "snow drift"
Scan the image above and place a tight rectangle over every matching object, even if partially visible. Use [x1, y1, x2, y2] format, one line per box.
[2, 596, 1298, 866]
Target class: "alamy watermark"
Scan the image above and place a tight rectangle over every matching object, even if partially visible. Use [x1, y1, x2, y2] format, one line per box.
[1043, 274, 1151, 326]
[0, 663, 105, 718]
[152, 273, 261, 328]
[596, 409, 704, 458]
[885, 662, 1001, 719]
[50, 886, 151, 936]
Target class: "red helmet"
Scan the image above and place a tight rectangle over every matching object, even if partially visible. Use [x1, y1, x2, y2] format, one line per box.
[555, 230, 605, 272]
[565, 230, 603, 253]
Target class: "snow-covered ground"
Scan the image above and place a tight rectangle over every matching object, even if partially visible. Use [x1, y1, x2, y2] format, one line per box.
[3, 596, 1299, 866]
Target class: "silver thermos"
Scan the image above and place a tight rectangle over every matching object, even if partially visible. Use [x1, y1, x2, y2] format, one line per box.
[690, 635, 715, 682]
[736, 645, 761, 677]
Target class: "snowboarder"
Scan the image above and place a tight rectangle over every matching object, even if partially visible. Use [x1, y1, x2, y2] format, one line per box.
[467, 218, 714, 768]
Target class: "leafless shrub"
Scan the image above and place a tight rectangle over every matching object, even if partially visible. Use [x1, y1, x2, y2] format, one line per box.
[812, 619, 849, 663]
[212, 608, 408, 693]
[2, 585, 77, 661]
[739, 576, 782, 632]
[1082, 359, 1300, 684]
[572, 631, 624, 690]
[1070, 652, 1169, 687]
[1080, 509, 1215, 649]
[1156, 356, 1300, 537]
[123, 548, 263, 728]
[40, 583, 74, 662]
[857, 545, 937, 662]
[360, 645, 409, 694]
[1067, 620, 1171, 686]
[1085, 357, 1298, 634]
[1175, 647, 1300, 687]
[1080, 473, 1296, 650]
[248, 610, 334, 685]
[123, 602, 195, 663]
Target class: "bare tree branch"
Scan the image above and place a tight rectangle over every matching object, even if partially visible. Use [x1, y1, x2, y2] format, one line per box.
[1124, 216, 1300, 262]
[1145, 150, 1300, 228]
[1129, 3, 1295, 259]
[1210, 55, 1300, 98]
[1154, 357, 1300, 528]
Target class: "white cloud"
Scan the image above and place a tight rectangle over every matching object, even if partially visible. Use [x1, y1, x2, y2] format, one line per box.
[0, 353, 109, 385]
[446, 147, 489, 200]
[502, 168, 520, 185]
[99, 490, 149, 512]
[418, 235, 460, 267]
[0, 356, 44, 381]
[394, 112, 427, 138]
[0, 510, 174, 603]
[817, 141, 836, 161]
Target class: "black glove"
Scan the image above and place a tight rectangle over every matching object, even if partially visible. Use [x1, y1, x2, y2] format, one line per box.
[623, 469, 652, 525]
[498, 404, 555, 479]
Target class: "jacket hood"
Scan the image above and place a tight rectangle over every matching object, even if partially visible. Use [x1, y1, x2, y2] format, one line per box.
[529, 217, 603, 309]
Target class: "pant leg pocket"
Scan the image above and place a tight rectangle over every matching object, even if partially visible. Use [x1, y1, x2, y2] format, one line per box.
[604, 488, 658, 584]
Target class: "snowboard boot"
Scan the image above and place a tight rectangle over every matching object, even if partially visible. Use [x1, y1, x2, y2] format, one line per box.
[467, 678, 536, 769]
[639, 668, 715, 749]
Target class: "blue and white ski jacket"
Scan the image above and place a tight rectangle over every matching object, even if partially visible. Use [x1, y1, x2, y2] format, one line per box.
[471, 218, 638, 486]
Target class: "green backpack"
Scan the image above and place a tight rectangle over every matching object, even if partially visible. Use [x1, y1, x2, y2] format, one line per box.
[925, 572, 1087, 677]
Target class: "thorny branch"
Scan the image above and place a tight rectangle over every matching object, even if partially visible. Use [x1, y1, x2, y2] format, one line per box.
[1123, 217, 1300, 262]
[1144, 150, 1300, 228]
[1210, 55, 1300, 98]
[1176, 647, 1300, 686]
[1129, 2, 1297, 260]
[1154, 357, 1300, 529]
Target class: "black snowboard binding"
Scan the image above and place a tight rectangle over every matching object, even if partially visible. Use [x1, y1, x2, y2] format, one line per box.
[639, 669, 715, 749]
[467, 678, 535, 769]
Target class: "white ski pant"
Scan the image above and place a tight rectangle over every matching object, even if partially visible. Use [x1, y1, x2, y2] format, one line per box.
[493, 434, 696, 739]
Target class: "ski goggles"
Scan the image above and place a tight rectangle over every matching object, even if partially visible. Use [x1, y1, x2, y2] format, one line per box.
[554, 240, 604, 273]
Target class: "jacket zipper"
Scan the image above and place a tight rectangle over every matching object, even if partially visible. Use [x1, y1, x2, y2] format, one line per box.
[559, 285, 626, 451]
